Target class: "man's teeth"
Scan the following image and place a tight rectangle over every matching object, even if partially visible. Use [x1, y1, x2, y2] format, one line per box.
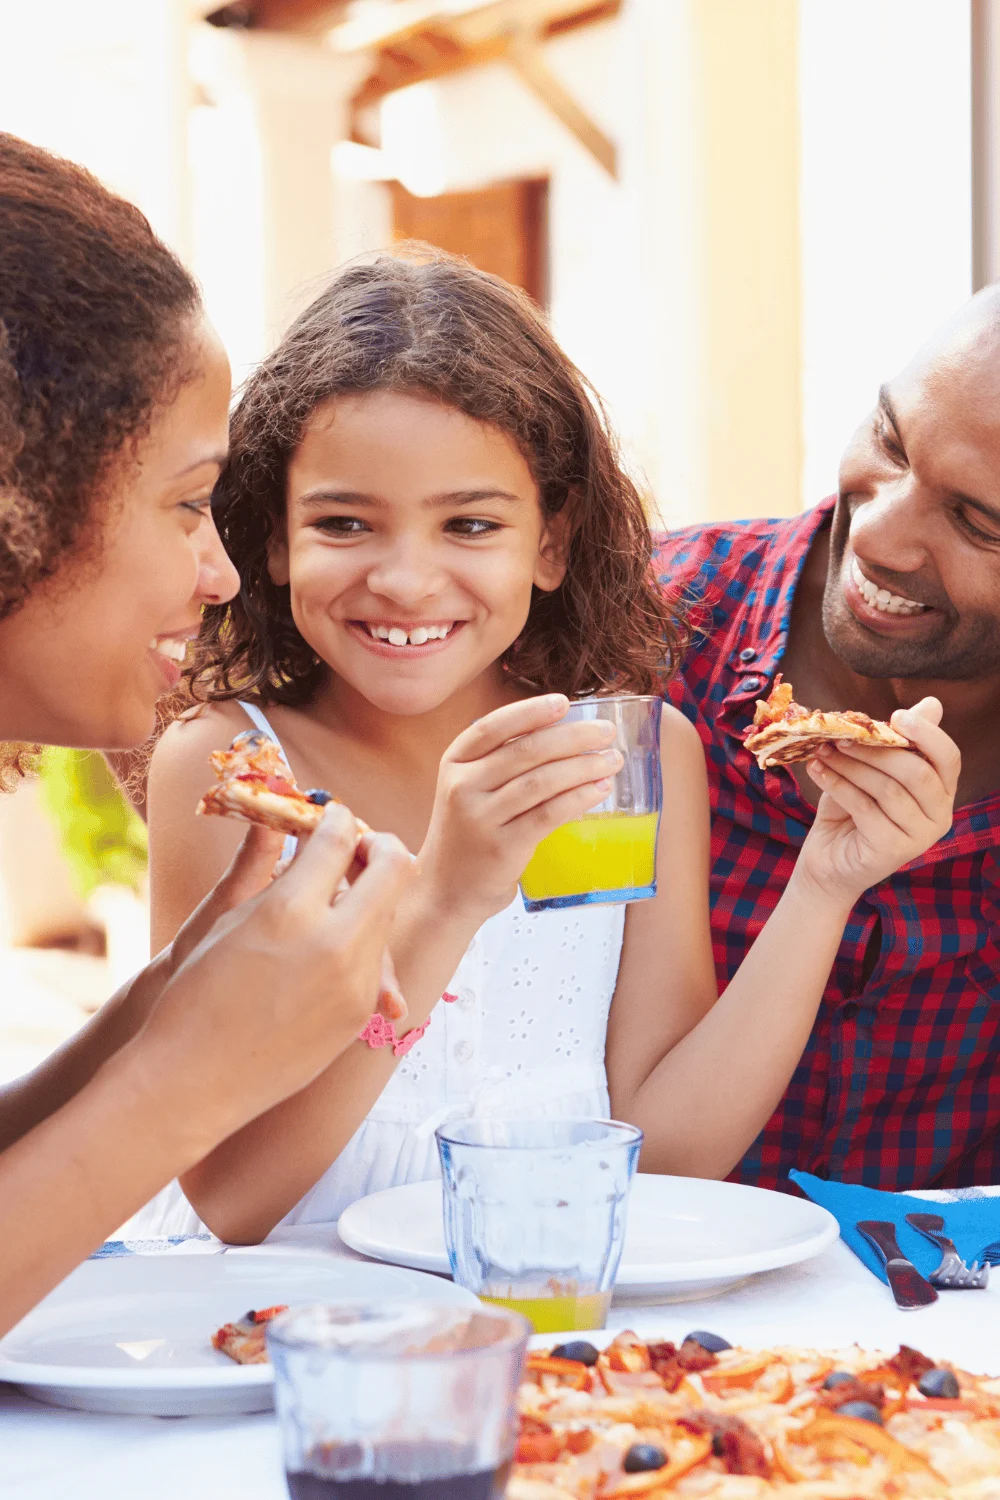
[850, 559, 925, 615]
[367, 623, 455, 646]
[151, 638, 188, 662]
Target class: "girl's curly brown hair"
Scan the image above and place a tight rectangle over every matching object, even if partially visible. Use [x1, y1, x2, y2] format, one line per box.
[189, 249, 685, 708]
[0, 132, 201, 784]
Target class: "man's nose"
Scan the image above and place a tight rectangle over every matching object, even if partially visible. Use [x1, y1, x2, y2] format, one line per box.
[851, 481, 930, 576]
[196, 515, 241, 605]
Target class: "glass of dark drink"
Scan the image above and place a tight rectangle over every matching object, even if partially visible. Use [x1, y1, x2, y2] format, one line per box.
[267, 1301, 529, 1500]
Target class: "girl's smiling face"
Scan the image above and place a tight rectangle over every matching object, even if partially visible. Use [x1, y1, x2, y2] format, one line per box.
[270, 390, 568, 716]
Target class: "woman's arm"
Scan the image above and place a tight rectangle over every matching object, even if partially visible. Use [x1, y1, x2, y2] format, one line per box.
[607, 702, 958, 1180]
[0, 809, 412, 1333]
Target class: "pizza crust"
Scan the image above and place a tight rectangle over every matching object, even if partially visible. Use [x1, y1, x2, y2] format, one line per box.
[744, 676, 910, 770]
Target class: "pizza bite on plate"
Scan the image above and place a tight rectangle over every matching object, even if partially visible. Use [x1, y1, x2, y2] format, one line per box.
[197, 730, 368, 840]
[211, 1305, 288, 1365]
[744, 676, 910, 771]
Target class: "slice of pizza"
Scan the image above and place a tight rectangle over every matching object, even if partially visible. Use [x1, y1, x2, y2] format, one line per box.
[744, 675, 911, 770]
[211, 1304, 288, 1365]
[197, 729, 366, 839]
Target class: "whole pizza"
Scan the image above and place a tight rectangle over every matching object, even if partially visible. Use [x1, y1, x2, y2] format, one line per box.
[511, 1330, 1000, 1499]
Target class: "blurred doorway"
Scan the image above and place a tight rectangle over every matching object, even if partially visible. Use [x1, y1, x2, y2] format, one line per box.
[390, 177, 549, 307]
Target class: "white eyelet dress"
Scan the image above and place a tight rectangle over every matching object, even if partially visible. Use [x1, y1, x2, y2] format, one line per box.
[129, 703, 626, 1237]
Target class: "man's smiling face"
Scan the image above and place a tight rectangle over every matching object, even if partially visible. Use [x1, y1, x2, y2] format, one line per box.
[824, 293, 1000, 681]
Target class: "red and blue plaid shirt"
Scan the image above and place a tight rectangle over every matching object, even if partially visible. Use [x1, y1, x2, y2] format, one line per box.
[656, 498, 1000, 1191]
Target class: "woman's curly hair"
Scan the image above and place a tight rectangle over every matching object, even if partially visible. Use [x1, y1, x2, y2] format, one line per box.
[190, 250, 685, 706]
[0, 131, 201, 784]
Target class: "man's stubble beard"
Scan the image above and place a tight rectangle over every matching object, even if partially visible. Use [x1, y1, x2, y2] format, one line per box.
[821, 552, 1000, 682]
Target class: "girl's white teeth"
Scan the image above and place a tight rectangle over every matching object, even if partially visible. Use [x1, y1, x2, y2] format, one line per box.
[850, 558, 925, 614]
[367, 623, 454, 646]
[151, 637, 188, 662]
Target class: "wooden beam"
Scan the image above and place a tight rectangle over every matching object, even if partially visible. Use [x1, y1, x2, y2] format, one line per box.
[506, 28, 617, 177]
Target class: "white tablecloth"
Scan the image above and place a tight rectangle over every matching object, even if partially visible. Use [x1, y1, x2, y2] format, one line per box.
[5, 1225, 999, 1499]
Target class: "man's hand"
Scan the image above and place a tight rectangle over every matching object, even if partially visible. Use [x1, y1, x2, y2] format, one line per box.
[798, 697, 958, 904]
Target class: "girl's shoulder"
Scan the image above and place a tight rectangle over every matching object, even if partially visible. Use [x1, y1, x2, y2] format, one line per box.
[660, 702, 704, 760]
[149, 700, 258, 801]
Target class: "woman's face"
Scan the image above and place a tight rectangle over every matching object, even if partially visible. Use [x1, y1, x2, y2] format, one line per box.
[0, 320, 238, 749]
[270, 390, 568, 717]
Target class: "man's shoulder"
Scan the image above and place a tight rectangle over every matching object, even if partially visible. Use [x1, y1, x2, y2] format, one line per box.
[653, 508, 822, 598]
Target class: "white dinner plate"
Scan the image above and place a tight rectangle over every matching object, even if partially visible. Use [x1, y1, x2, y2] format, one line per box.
[338, 1174, 839, 1303]
[0, 1251, 477, 1417]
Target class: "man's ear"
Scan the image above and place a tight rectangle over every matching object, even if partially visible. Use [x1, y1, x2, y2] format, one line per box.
[534, 502, 573, 593]
[267, 536, 290, 587]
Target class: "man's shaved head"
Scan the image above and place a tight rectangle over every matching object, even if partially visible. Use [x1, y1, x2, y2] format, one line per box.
[822, 288, 1000, 681]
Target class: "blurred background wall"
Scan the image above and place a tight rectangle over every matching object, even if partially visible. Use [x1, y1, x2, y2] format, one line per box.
[0, 0, 989, 1068]
[0, 0, 977, 526]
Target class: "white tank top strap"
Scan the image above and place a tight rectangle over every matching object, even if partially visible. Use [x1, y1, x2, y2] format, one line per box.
[237, 700, 298, 865]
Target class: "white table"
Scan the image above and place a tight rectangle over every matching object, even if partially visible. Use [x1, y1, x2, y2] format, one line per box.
[5, 1225, 998, 1500]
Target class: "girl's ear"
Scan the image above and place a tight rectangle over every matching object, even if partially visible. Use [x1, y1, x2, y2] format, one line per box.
[534, 501, 574, 593]
[267, 536, 290, 587]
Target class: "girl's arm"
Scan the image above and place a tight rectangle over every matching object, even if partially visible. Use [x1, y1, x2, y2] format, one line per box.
[607, 701, 958, 1180]
[152, 695, 623, 1243]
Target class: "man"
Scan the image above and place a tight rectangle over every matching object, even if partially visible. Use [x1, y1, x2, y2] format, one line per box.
[658, 288, 1000, 1191]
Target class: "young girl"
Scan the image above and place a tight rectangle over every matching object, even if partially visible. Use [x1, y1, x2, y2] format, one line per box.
[138, 252, 956, 1243]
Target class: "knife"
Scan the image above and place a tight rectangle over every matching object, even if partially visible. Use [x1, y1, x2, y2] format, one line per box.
[856, 1219, 938, 1309]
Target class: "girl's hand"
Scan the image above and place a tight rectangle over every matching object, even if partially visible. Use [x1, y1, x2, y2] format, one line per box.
[798, 697, 958, 905]
[419, 694, 624, 920]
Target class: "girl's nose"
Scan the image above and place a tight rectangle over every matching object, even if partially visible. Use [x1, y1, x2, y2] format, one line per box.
[366, 546, 448, 606]
[196, 515, 240, 605]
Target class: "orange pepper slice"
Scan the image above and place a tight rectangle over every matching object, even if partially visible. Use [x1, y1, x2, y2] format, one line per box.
[606, 1344, 652, 1374]
[701, 1353, 774, 1393]
[525, 1355, 593, 1389]
[793, 1415, 943, 1480]
[904, 1396, 976, 1415]
[771, 1441, 805, 1482]
[600, 1436, 713, 1497]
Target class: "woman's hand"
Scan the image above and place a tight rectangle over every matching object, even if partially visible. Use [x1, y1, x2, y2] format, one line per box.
[124, 806, 414, 1146]
[418, 694, 623, 921]
[797, 697, 958, 905]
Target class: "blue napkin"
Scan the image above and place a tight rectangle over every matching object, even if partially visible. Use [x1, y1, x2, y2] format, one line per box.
[790, 1170, 1000, 1285]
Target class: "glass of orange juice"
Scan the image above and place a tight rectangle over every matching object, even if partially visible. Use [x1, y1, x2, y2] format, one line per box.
[436, 1119, 643, 1334]
[519, 695, 662, 912]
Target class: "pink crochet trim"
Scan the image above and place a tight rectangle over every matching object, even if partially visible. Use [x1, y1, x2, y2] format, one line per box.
[359, 1013, 430, 1056]
[442, 991, 458, 1003]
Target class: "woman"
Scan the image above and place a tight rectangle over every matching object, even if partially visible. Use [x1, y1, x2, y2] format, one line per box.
[0, 132, 411, 1336]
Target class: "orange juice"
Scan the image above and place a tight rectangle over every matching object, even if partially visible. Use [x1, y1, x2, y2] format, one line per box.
[520, 812, 658, 905]
[479, 1291, 611, 1334]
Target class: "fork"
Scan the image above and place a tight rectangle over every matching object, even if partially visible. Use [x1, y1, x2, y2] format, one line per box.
[979, 1239, 1000, 1267]
[905, 1212, 990, 1290]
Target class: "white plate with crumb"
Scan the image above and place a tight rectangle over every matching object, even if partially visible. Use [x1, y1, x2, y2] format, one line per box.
[0, 1251, 477, 1417]
[338, 1173, 839, 1303]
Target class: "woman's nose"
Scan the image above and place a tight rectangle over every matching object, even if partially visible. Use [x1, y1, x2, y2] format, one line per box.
[196, 516, 240, 605]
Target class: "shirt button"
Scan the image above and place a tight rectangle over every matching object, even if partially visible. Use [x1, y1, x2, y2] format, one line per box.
[739, 647, 757, 663]
[453, 1040, 475, 1063]
[743, 677, 761, 694]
